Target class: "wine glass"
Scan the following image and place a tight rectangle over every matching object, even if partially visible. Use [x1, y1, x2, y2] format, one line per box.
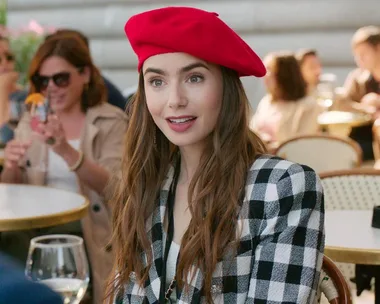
[14, 117, 48, 185]
[317, 73, 337, 110]
[9, 95, 24, 126]
[25, 234, 90, 304]
[317, 82, 334, 109]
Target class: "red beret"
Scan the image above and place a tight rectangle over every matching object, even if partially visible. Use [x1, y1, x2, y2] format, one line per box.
[125, 7, 266, 77]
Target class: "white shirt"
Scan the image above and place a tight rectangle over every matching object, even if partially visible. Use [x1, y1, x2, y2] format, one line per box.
[46, 139, 80, 193]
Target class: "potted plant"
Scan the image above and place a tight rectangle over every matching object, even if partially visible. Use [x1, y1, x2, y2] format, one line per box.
[9, 21, 55, 87]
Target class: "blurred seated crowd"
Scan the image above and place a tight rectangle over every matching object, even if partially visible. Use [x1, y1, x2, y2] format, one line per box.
[250, 25, 380, 162]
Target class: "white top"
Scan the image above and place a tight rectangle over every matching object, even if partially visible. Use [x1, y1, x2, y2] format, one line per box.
[325, 210, 380, 250]
[166, 241, 180, 301]
[47, 139, 80, 193]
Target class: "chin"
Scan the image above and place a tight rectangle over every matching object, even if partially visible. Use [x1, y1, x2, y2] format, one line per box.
[164, 133, 208, 149]
[52, 103, 70, 113]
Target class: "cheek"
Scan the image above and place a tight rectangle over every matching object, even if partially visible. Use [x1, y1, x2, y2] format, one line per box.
[145, 90, 165, 118]
[200, 89, 222, 119]
[264, 75, 275, 88]
[8, 61, 15, 70]
[68, 82, 84, 99]
[360, 53, 373, 65]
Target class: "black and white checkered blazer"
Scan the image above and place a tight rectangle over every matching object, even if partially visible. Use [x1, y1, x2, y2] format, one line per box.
[116, 155, 325, 303]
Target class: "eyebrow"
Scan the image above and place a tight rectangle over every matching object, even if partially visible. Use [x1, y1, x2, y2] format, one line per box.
[143, 62, 209, 76]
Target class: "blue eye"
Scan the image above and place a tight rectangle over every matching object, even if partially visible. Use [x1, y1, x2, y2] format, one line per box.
[150, 79, 163, 87]
[188, 75, 204, 83]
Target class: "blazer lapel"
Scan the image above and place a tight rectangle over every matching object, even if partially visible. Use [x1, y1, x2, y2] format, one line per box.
[143, 166, 175, 303]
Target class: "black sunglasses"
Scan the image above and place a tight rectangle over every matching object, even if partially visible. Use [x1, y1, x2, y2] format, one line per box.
[32, 72, 71, 91]
[0, 52, 15, 64]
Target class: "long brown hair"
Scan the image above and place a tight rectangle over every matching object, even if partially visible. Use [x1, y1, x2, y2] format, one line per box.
[28, 34, 106, 111]
[266, 51, 307, 101]
[106, 67, 266, 303]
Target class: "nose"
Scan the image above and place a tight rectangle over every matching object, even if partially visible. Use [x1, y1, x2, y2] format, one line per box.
[167, 83, 187, 109]
[46, 79, 59, 91]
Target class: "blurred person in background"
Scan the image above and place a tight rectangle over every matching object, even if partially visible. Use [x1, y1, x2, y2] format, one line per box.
[46, 29, 128, 111]
[344, 25, 380, 160]
[250, 51, 323, 144]
[296, 48, 322, 95]
[0, 34, 127, 304]
[0, 252, 63, 304]
[0, 35, 26, 144]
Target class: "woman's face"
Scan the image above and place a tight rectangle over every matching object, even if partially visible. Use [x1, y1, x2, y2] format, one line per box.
[0, 40, 15, 74]
[36, 56, 90, 113]
[143, 52, 223, 149]
[353, 42, 380, 71]
[300, 55, 322, 87]
[263, 56, 276, 92]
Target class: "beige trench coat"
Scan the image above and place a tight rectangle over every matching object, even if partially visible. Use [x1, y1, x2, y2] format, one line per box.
[16, 102, 127, 304]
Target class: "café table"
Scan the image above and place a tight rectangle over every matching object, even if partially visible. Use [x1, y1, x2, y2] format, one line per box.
[0, 184, 89, 231]
[326, 210, 380, 303]
[318, 111, 372, 138]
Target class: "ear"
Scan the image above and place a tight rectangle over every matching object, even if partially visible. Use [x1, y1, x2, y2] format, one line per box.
[81, 66, 91, 84]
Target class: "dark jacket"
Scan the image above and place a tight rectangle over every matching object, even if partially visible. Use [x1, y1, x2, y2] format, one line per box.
[0, 252, 63, 304]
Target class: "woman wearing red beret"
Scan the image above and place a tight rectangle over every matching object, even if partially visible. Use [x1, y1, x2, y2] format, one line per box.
[106, 7, 324, 304]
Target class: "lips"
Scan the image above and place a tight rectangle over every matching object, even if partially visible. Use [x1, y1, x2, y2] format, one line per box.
[167, 116, 196, 124]
[50, 94, 65, 104]
[166, 116, 197, 132]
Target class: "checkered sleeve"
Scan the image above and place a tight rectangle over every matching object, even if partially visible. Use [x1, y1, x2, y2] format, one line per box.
[246, 163, 325, 304]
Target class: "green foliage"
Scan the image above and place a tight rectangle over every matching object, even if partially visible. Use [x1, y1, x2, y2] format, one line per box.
[10, 33, 45, 86]
[0, 0, 6, 26]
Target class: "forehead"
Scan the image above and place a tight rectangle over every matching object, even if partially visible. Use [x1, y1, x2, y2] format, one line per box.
[354, 42, 376, 53]
[143, 52, 211, 73]
[39, 56, 76, 74]
[303, 55, 320, 66]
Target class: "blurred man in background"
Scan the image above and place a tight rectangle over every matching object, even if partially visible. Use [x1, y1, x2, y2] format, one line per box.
[344, 26, 380, 160]
[0, 35, 25, 144]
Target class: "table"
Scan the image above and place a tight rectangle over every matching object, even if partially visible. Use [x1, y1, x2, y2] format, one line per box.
[325, 210, 380, 264]
[326, 210, 380, 303]
[0, 184, 89, 231]
[318, 111, 372, 137]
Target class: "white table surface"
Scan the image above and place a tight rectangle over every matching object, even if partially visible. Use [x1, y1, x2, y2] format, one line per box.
[318, 111, 371, 126]
[325, 210, 380, 264]
[0, 184, 88, 231]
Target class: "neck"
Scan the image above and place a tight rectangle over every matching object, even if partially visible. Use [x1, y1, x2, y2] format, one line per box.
[178, 144, 204, 185]
[307, 84, 317, 94]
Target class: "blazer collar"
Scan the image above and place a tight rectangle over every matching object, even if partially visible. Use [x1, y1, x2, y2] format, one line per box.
[142, 165, 204, 303]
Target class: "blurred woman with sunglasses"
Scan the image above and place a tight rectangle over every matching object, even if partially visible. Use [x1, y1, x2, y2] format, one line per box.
[0, 35, 25, 144]
[0, 34, 127, 303]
